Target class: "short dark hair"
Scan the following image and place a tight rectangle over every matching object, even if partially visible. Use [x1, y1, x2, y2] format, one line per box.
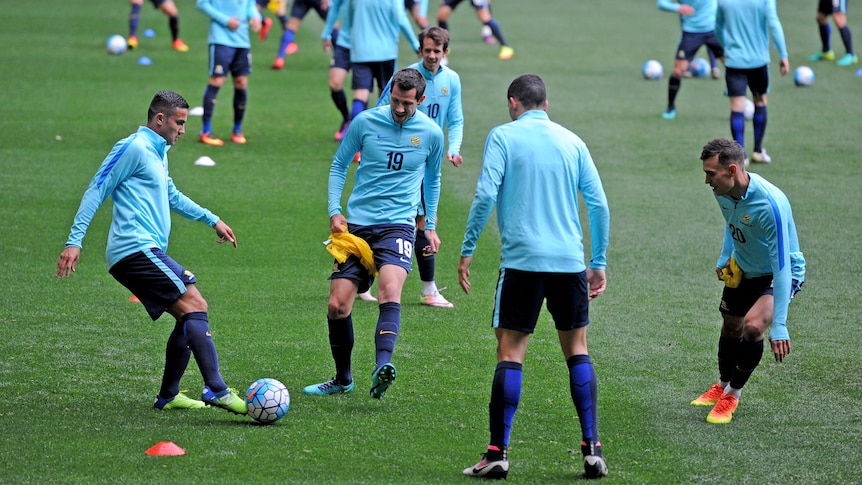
[391, 68, 426, 99]
[507, 73, 546, 110]
[700, 137, 745, 167]
[418, 25, 449, 51]
[148, 90, 189, 122]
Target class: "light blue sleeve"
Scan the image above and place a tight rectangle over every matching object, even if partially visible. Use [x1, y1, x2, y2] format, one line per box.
[376, 78, 393, 107]
[446, 73, 464, 156]
[322, 0, 342, 40]
[422, 124, 444, 230]
[461, 128, 505, 256]
[397, 4, 420, 52]
[766, 0, 788, 59]
[657, 0, 681, 13]
[764, 200, 793, 341]
[327, 120, 362, 218]
[578, 148, 610, 269]
[166, 177, 219, 226]
[196, 0, 231, 28]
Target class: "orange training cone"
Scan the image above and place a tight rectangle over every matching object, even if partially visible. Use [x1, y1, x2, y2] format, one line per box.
[145, 441, 186, 456]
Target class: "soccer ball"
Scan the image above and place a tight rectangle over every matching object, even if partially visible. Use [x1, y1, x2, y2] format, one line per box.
[794, 66, 815, 86]
[642, 60, 663, 80]
[245, 378, 290, 424]
[689, 57, 710, 77]
[743, 98, 755, 120]
[106, 34, 127, 55]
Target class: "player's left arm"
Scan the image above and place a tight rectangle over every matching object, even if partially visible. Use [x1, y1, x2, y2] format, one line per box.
[578, 145, 610, 271]
[446, 74, 464, 166]
[766, 0, 789, 74]
[763, 198, 793, 357]
[422, 125, 445, 233]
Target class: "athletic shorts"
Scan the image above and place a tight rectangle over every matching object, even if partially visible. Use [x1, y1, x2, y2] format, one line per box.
[208, 44, 252, 78]
[328, 223, 415, 293]
[330, 42, 351, 71]
[352, 60, 396, 93]
[818, 0, 847, 16]
[719, 275, 774, 317]
[675, 31, 724, 61]
[725, 65, 770, 98]
[148, 0, 169, 8]
[290, 0, 326, 21]
[443, 0, 490, 10]
[109, 248, 196, 321]
[492, 268, 590, 334]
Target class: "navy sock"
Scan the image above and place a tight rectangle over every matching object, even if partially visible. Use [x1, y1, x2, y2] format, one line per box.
[129, 4, 141, 37]
[489, 361, 522, 449]
[374, 302, 400, 366]
[331, 89, 349, 122]
[202, 84, 220, 134]
[667, 75, 681, 111]
[718, 335, 741, 383]
[438, 20, 449, 30]
[415, 229, 435, 282]
[183, 312, 227, 393]
[233, 88, 247, 132]
[730, 338, 764, 390]
[328, 315, 354, 384]
[752, 105, 767, 153]
[567, 354, 599, 442]
[485, 19, 506, 45]
[839, 26, 854, 54]
[730, 111, 745, 150]
[159, 320, 191, 399]
[820, 23, 831, 51]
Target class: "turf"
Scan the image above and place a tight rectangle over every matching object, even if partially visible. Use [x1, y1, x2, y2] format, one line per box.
[1, 1, 861, 483]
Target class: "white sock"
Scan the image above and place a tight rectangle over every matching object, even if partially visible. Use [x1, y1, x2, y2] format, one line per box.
[421, 281, 437, 296]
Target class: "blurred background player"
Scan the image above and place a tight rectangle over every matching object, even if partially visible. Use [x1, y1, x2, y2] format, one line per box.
[377, 26, 464, 308]
[715, 0, 788, 164]
[809, 0, 857, 66]
[322, 0, 353, 142]
[255, 1, 287, 43]
[406, 0, 430, 30]
[437, 0, 513, 60]
[657, 0, 725, 120]
[196, 0, 263, 146]
[269, 0, 330, 70]
[128, 0, 189, 52]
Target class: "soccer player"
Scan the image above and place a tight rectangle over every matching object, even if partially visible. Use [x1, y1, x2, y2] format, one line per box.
[405, 0, 430, 30]
[459, 74, 610, 480]
[303, 68, 444, 399]
[321, 0, 353, 141]
[127, 0, 189, 52]
[809, 0, 857, 66]
[56, 90, 247, 416]
[657, 0, 725, 119]
[437, 0, 513, 60]
[269, 0, 329, 70]
[196, 0, 263, 146]
[255, 0, 287, 43]
[715, 0, 788, 164]
[694, 137, 805, 424]
[377, 26, 464, 308]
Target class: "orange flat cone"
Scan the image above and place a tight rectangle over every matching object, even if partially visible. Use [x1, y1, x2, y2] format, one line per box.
[145, 441, 186, 456]
[129, 295, 140, 303]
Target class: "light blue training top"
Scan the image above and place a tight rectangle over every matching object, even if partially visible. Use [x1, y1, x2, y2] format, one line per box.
[197, 0, 261, 48]
[349, 0, 419, 63]
[657, 0, 717, 34]
[328, 105, 444, 229]
[715, 0, 787, 69]
[65, 126, 219, 269]
[714, 172, 805, 341]
[461, 110, 610, 273]
[321, 0, 352, 49]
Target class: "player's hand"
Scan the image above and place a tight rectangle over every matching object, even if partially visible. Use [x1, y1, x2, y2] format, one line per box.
[448, 153, 463, 167]
[56, 246, 81, 278]
[678, 5, 695, 16]
[458, 256, 473, 294]
[322, 39, 333, 53]
[586, 268, 607, 300]
[779, 58, 790, 76]
[227, 17, 240, 31]
[249, 16, 262, 32]
[423, 229, 440, 255]
[330, 214, 347, 233]
[214, 220, 237, 247]
[769, 338, 791, 363]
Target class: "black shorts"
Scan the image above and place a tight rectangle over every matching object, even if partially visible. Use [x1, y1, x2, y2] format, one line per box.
[109, 248, 196, 320]
[725, 65, 770, 98]
[719, 275, 774, 317]
[818, 0, 847, 16]
[492, 269, 590, 334]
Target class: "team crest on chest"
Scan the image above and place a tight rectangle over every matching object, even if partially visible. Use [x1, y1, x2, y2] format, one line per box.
[441, 87, 449, 96]
[411, 136, 420, 147]
[741, 214, 751, 226]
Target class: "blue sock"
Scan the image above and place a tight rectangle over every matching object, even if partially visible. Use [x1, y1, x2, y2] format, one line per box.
[159, 320, 191, 399]
[278, 29, 296, 59]
[567, 354, 599, 442]
[202, 84, 220, 134]
[129, 3, 141, 37]
[182, 312, 227, 393]
[328, 315, 354, 384]
[233, 88, 247, 133]
[489, 361, 522, 448]
[730, 111, 745, 150]
[752, 105, 767, 153]
[486, 19, 507, 46]
[350, 99, 367, 121]
[374, 302, 401, 366]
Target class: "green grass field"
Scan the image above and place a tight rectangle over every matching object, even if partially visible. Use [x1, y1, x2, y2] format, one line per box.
[2, 0, 861, 483]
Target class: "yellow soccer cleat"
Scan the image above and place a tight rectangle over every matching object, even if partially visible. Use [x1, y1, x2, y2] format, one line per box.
[498, 45, 514, 60]
[706, 393, 739, 424]
[172, 39, 189, 52]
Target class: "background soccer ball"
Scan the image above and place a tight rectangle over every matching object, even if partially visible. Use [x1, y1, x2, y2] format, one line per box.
[689, 57, 710, 77]
[794, 66, 815, 86]
[106, 34, 127, 55]
[246, 378, 290, 424]
[642, 60, 663, 80]
[743, 98, 755, 120]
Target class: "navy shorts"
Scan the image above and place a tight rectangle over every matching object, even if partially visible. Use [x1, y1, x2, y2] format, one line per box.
[725, 65, 770, 98]
[352, 60, 396, 92]
[330, 43, 351, 71]
[328, 223, 415, 293]
[818, 0, 847, 16]
[719, 275, 774, 317]
[443, 0, 490, 9]
[148, 0, 169, 8]
[290, 0, 326, 21]
[675, 31, 724, 61]
[492, 269, 590, 334]
[208, 44, 252, 78]
[109, 248, 197, 321]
